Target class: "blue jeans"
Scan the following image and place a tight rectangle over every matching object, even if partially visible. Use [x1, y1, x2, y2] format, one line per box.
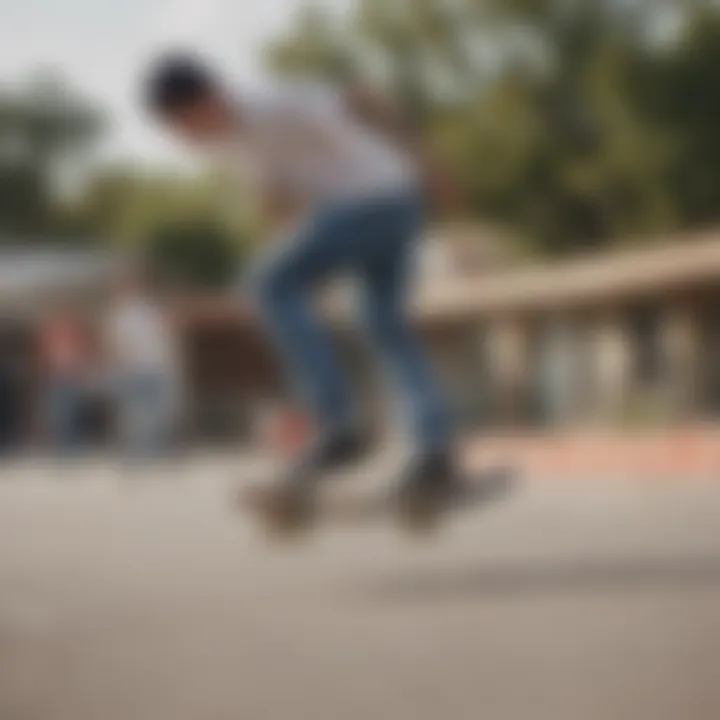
[117, 372, 175, 459]
[47, 377, 84, 453]
[251, 191, 451, 454]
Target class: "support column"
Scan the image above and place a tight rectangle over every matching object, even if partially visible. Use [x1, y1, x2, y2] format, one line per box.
[538, 317, 579, 427]
[593, 313, 632, 424]
[662, 304, 703, 420]
[487, 318, 529, 426]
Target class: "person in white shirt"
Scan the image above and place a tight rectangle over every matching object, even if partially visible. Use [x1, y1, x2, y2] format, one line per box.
[143, 52, 455, 519]
[106, 269, 181, 460]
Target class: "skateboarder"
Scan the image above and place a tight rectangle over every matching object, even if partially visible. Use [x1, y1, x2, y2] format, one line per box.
[143, 52, 457, 517]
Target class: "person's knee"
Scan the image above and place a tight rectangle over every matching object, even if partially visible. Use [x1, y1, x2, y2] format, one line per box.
[363, 305, 407, 350]
[250, 257, 295, 311]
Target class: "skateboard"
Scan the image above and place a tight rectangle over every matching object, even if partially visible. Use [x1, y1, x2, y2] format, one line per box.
[238, 467, 516, 538]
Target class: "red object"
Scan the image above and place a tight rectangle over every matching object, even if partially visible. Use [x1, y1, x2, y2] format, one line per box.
[267, 409, 312, 454]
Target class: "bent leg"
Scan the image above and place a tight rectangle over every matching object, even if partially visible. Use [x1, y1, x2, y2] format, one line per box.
[250, 216, 355, 432]
[358, 207, 452, 454]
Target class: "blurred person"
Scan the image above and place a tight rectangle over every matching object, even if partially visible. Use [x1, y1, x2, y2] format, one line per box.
[0, 326, 29, 453]
[142, 52, 458, 516]
[39, 309, 90, 454]
[106, 268, 182, 462]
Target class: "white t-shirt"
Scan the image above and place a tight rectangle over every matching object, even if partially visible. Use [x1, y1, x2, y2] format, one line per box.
[107, 298, 177, 376]
[217, 82, 417, 209]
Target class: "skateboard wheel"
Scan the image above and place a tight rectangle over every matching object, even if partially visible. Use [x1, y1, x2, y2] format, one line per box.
[241, 484, 316, 539]
[396, 497, 446, 536]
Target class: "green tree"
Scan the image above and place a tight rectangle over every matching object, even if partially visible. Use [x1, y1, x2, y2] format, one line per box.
[0, 72, 104, 239]
[145, 218, 244, 290]
[266, 0, 720, 256]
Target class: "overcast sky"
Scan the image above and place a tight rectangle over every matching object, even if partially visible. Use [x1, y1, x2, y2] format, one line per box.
[0, 0, 351, 167]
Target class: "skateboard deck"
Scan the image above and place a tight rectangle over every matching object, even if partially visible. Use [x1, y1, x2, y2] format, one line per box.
[238, 467, 516, 537]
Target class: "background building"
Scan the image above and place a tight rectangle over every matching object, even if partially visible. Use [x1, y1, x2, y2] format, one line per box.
[170, 229, 720, 443]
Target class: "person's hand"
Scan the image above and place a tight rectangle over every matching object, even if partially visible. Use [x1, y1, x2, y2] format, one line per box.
[343, 84, 410, 143]
[260, 188, 305, 234]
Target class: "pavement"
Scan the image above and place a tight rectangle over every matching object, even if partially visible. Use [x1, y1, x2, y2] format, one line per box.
[2, 454, 720, 720]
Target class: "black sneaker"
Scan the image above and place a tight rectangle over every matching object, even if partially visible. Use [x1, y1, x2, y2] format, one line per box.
[395, 450, 459, 530]
[283, 427, 373, 487]
[242, 428, 372, 535]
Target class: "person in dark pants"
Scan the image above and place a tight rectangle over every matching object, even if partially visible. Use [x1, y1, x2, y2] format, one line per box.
[142, 52, 457, 515]
[40, 310, 89, 455]
[0, 351, 23, 452]
[106, 269, 181, 462]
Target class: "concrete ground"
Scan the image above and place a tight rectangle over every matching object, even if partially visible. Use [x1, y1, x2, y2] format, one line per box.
[2, 455, 720, 720]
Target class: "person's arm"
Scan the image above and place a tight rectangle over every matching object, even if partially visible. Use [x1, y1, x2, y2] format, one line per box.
[342, 84, 415, 145]
[258, 185, 307, 232]
[342, 84, 467, 216]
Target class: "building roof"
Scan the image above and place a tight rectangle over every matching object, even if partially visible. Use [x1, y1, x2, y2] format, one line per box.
[415, 229, 720, 321]
[0, 246, 116, 315]
[167, 228, 720, 330]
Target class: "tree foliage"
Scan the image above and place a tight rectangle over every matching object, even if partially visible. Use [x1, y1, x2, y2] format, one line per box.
[76, 168, 252, 289]
[267, 0, 720, 255]
[0, 73, 104, 240]
[145, 218, 242, 290]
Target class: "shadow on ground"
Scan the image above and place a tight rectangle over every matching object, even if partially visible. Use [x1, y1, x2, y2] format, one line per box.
[360, 555, 720, 602]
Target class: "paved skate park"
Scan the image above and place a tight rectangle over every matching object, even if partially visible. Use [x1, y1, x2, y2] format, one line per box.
[2, 455, 720, 720]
